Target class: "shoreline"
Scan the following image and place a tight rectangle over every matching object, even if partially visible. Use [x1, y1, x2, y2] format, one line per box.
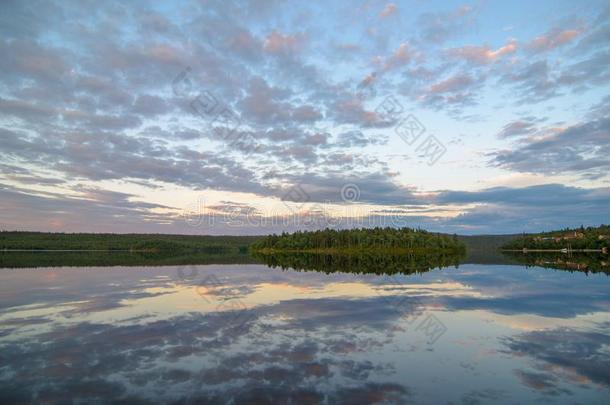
[502, 249, 607, 253]
[252, 247, 464, 255]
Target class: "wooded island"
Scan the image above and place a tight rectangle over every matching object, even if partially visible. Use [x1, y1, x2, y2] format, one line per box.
[250, 227, 466, 254]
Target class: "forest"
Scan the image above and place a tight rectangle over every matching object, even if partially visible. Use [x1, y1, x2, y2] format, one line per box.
[0, 250, 258, 269]
[250, 227, 466, 254]
[0, 232, 262, 253]
[501, 225, 610, 250]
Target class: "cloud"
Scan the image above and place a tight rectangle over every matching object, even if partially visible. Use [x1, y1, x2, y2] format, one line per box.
[502, 51, 610, 103]
[0, 125, 268, 195]
[431, 184, 610, 233]
[503, 325, 610, 387]
[228, 29, 263, 61]
[428, 74, 475, 93]
[0, 38, 70, 83]
[417, 5, 476, 44]
[557, 50, 610, 90]
[381, 42, 412, 71]
[379, 3, 397, 19]
[447, 39, 517, 65]
[276, 172, 425, 205]
[0, 266, 417, 403]
[419, 73, 481, 111]
[263, 30, 305, 54]
[496, 120, 538, 138]
[501, 60, 559, 102]
[527, 28, 581, 52]
[0, 184, 176, 232]
[0, 0, 609, 234]
[572, 8, 610, 53]
[491, 117, 610, 177]
[331, 97, 394, 128]
[238, 76, 293, 123]
[333, 130, 387, 148]
[434, 184, 609, 206]
[291, 104, 323, 122]
[132, 94, 171, 116]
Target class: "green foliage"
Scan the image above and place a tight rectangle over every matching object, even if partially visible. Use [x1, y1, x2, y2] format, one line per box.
[252, 251, 465, 275]
[503, 252, 610, 275]
[501, 225, 610, 250]
[0, 250, 257, 268]
[250, 227, 466, 253]
[0, 232, 263, 252]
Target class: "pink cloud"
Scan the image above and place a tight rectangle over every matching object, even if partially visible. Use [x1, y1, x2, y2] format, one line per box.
[380, 42, 412, 71]
[448, 40, 517, 64]
[146, 44, 183, 64]
[428, 74, 474, 94]
[527, 28, 581, 52]
[263, 30, 304, 54]
[379, 3, 397, 18]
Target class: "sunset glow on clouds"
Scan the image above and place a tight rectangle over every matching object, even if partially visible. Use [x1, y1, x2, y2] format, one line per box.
[0, 0, 609, 234]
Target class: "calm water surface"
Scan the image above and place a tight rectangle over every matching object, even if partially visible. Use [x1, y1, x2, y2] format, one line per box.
[0, 260, 609, 404]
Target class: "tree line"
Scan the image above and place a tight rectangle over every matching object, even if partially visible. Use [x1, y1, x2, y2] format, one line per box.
[0, 232, 262, 252]
[502, 225, 610, 250]
[250, 227, 465, 253]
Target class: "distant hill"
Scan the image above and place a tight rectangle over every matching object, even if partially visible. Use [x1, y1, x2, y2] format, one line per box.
[457, 234, 521, 252]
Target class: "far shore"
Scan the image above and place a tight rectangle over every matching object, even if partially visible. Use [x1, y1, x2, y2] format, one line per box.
[1, 249, 159, 253]
[252, 247, 464, 255]
[502, 248, 607, 253]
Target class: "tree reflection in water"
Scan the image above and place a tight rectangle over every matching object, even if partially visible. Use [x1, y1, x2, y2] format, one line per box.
[502, 252, 610, 275]
[252, 251, 467, 275]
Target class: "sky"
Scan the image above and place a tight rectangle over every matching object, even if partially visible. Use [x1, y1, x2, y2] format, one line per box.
[0, 0, 609, 235]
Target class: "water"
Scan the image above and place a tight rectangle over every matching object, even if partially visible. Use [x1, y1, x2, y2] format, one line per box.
[0, 258, 609, 404]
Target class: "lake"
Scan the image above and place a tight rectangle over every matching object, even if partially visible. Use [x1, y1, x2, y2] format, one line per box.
[0, 254, 609, 404]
